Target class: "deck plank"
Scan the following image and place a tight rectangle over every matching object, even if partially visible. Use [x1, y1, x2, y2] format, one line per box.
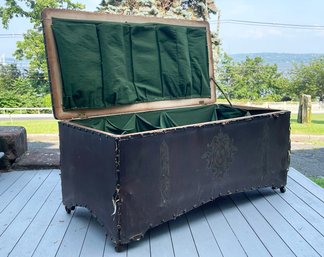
[0, 171, 24, 195]
[55, 208, 92, 257]
[275, 187, 324, 235]
[150, 223, 175, 257]
[79, 217, 106, 257]
[246, 190, 320, 257]
[0, 170, 51, 236]
[103, 237, 127, 257]
[127, 235, 151, 257]
[8, 181, 62, 257]
[287, 177, 324, 218]
[217, 196, 271, 257]
[289, 168, 324, 203]
[0, 171, 59, 256]
[260, 188, 324, 256]
[31, 203, 73, 257]
[231, 193, 295, 257]
[186, 208, 222, 257]
[0, 168, 323, 257]
[169, 215, 199, 257]
[203, 201, 247, 257]
[0, 171, 36, 213]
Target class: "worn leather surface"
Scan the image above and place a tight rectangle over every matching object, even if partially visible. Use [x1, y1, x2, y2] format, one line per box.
[58, 110, 290, 245]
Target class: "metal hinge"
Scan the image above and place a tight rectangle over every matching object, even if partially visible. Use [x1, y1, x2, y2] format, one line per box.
[77, 112, 87, 119]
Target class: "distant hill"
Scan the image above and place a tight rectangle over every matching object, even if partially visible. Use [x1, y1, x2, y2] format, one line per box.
[230, 53, 324, 74]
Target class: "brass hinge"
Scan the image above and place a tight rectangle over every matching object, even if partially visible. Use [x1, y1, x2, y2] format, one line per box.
[77, 112, 87, 119]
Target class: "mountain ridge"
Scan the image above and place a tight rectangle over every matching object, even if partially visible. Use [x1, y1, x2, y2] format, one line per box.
[229, 53, 324, 73]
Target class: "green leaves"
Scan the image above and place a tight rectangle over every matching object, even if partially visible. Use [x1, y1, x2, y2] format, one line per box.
[0, 65, 41, 108]
[289, 58, 324, 101]
[217, 53, 288, 101]
[0, 0, 85, 77]
[0, 0, 85, 29]
[98, 0, 215, 20]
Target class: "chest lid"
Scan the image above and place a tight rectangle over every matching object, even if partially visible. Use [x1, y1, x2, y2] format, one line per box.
[42, 8, 215, 120]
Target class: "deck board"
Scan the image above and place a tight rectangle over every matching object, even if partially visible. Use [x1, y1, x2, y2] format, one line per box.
[0, 171, 36, 213]
[275, 187, 324, 235]
[55, 208, 91, 257]
[0, 171, 24, 195]
[79, 217, 106, 257]
[246, 190, 320, 257]
[149, 223, 175, 257]
[0, 171, 59, 257]
[287, 177, 324, 217]
[186, 208, 223, 257]
[260, 188, 324, 256]
[0, 167, 324, 257]
[169, 216, 199, 257]
[289, 169, 324, 203]
[231, 193, 295, 257]
[8, 183, 62, 257]
[217, 196, 271, 257]
[203, 203, 247, 257]
[0, 170, 51, 236]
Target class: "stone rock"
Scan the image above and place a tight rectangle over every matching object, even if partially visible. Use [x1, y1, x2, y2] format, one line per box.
[13, 149, 60, 170]
[0, 126, 28, 170]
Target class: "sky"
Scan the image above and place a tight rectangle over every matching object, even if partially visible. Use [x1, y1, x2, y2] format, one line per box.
[214, 0, 324, 54]
[0, 0, 324, 58]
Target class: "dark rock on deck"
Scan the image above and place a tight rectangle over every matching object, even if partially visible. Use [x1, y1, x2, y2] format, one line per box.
[0, 126, 27, 170]
[13, 149, 60, 170]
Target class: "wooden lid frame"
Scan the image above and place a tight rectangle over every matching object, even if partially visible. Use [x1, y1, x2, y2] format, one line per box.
[42, 8, 216, 120]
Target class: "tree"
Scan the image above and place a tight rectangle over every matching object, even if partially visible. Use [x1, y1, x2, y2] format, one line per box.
[0, 0, 85, 77]
[217, 53, 289, 101]
[0, 64, 40, 108]
[289, 57, 324, 101]
[98, 0, 217, 20]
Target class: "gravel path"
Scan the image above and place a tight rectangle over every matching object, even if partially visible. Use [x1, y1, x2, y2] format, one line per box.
[290, 142, 324, 177]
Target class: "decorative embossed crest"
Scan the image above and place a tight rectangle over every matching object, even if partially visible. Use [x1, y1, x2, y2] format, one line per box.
[160, 140, 170, 206]
[202, 131, 237, 176]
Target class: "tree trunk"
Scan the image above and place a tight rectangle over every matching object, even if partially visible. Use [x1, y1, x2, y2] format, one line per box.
[297, 94, 312, 124]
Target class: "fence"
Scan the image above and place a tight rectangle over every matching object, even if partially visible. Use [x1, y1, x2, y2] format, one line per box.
[0, 108, 52, 114]
[0, 102, 324, 116]
[241, 102, 324, 114]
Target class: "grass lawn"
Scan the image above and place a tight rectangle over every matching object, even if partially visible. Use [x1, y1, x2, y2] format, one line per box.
[0, 120, 58, 134]
[290, 113, 324, 135]
[0, 113, 323, 135]
[310, 177, 324, 188]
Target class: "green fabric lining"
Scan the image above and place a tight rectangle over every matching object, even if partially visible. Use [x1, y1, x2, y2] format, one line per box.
[51, 19, 211, 110]
[73, 104, 249, 135]
[52, 21, 104, 109]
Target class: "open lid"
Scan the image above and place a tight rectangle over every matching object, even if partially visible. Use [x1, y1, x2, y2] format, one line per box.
[42, 8, 215, 120]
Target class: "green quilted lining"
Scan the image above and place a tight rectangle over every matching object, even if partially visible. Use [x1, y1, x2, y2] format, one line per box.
[73, 104, 251, 135]
[52, 19, 210, 110]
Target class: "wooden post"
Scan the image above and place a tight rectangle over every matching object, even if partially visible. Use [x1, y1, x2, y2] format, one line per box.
[297, 94, 312, 124]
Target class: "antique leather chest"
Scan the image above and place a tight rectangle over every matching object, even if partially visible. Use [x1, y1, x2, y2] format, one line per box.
[42, 8, 290, 251]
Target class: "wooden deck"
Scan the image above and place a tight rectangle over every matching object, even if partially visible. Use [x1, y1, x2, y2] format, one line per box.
[0, 167, 324, 257]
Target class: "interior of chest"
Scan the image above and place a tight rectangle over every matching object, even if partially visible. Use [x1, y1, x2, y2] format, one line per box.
[52, 18, 211, 110]
[50, 18, 277, 135]
[71, 104, 277, 135]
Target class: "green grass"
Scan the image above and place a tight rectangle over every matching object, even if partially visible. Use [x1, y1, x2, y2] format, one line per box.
[0, 120, 58, 134]
[290, 114, 324, 135]
[310, 177, 324, 188]
[0, 113, 323, 135]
